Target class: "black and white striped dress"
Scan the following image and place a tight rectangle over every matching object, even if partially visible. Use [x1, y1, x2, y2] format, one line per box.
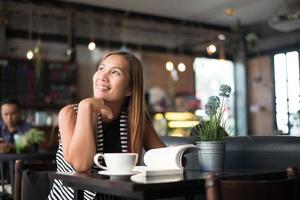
[48, 104, 129, 200]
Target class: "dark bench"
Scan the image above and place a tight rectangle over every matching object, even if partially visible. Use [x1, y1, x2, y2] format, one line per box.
[160, 135, 300, 171]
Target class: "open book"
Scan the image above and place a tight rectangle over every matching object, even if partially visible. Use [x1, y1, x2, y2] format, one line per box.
[133, 144, 198, 176]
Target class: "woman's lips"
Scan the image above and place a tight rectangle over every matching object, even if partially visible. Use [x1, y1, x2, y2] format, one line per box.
[95, 80, 110, 91]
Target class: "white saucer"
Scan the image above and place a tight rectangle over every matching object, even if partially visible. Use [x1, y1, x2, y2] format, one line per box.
[98, 170, 138, 177]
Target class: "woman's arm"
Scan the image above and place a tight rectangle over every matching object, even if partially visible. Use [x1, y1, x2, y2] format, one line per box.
[143, 115, 165, 151]
[59, 98, 112, 172]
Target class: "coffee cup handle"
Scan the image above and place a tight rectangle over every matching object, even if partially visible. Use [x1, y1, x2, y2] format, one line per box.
[93, 153, 108, 170]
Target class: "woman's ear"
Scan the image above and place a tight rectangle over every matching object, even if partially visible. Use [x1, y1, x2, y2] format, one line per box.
[126, 89, 132, 97]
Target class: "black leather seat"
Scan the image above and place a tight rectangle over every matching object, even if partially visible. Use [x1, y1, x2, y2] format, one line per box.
[160, 135, 300, 171]
[225, 136, 300, 170]
[205, 167, 300, 200]
[14, 160, 56, 200]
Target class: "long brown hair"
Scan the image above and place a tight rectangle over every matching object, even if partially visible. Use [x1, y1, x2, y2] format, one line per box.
[101, 51, 145, 153]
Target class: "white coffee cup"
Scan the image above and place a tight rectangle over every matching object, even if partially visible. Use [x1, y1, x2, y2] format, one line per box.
[93, 153, 138, 173]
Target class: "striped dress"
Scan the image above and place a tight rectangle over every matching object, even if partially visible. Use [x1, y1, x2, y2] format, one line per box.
[48, 104, 129, 200]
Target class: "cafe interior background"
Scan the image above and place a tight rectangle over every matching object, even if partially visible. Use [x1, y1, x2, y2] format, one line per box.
[1, 0, 300, 140]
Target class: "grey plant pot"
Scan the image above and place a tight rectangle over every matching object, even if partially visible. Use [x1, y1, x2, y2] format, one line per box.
[196, 141, 226, 172]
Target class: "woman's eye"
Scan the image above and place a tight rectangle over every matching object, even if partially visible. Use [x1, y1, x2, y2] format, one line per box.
[98, 66, 104, 71]
[112, 71, 121, 76]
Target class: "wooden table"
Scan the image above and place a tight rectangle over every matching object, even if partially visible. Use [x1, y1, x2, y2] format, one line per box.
[0, 152, 55, 198]
[50, 170, 244, 200]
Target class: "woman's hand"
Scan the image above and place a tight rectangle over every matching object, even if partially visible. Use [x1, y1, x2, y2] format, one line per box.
[79, 98, 113, 120]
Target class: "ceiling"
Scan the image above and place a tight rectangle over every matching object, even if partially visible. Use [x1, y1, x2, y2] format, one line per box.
[59, 0, 291, 27]
[4, 0, 300, 56]
[54, 0, 300, 55]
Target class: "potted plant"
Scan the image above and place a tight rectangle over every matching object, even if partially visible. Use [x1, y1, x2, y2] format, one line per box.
[191, 84, 232, 172]
[24, 128, 45, 153]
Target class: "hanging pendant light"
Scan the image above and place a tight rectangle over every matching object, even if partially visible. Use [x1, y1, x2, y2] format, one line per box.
[88, 17, 96, 51]
[177, 62, 186, 72]
[26, 50, 34, 60]
[176, 23, 186, 73]
[26, 11, 33, 60]
[206, 44, 217, 55]
[65, 13, 74, 60]
[166, 61, 174, 71]
[88, 41, 96, 51]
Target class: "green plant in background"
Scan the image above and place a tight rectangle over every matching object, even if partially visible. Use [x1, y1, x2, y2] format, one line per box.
[191, 84, 232, 141]
[24, 128, 45, 145]
[14, 128, 45, 154]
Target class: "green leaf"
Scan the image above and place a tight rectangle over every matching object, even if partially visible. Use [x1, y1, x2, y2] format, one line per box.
[24, 128, 45, 145]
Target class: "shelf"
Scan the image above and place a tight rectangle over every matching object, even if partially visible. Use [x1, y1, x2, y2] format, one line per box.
[0, 58, 78, 110]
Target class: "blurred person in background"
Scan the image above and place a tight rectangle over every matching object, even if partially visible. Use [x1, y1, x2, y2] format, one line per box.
[0, 98, 32, 145]
[0, 98, 32, 187]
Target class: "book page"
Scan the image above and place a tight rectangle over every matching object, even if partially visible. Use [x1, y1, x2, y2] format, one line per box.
[131, 173, 184, 183]
[133, 166, 183, 176]
[143, 144, 198, 170]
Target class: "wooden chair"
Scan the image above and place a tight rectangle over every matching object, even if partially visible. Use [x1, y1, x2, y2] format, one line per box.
[205, 167, 299, 200]
[14, 160, 56, 200]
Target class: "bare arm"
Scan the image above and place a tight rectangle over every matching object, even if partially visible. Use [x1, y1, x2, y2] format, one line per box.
[143, 116, 165, 151]
[59, 98, 113, 172]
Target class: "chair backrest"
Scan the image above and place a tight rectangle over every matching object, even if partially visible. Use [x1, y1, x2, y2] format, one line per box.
[14, 159, 56, 200]
[205, 167, 300, 200]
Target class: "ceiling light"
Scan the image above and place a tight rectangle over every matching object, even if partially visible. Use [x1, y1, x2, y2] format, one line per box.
[88, 18, 96, 51]
[27, 11, 33, 60]
[217, 34, 226, 41]
[66, 13, 73, 60]
[88, 41, 96, 51]
[225, 8, 235, 17]
[66, 48, 73, 56]
[177, 62, 186, 72]
[165, 61, 174, 71]
[26, 50, 34, 60]
[206, 44, 217, 55]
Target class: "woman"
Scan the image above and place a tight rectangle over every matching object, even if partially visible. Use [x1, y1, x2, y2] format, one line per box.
[48, 51, 165, 200]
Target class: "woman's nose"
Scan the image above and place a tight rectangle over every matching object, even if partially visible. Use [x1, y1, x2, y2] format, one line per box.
[99, 71, 109, 82]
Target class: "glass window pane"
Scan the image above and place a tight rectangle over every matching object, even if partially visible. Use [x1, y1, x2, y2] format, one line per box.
[274, 53, 288, 133]
[193, 58, 235, 135]
[274, 51, 300, 134]
[286, 51, 300, 113]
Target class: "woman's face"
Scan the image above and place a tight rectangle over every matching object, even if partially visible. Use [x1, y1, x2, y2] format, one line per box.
[93, 54, 131, 102]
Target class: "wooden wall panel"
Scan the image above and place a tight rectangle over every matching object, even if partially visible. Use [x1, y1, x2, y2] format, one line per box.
[247, 56, 274, 135]
[142, 52, 195, 96]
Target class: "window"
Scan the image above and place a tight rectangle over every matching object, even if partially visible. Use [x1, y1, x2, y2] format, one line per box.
[274, 51, 300, 134]
[193, 58, 235, 135]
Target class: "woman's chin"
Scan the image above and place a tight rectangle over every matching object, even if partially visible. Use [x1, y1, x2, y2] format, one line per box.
[95, 95, 106, 99]
[94, 93, 108, 99]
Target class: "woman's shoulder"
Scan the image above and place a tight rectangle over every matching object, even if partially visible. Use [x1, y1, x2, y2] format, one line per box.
[61, 104, 78, 111]
[58, 104, 78, 119]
